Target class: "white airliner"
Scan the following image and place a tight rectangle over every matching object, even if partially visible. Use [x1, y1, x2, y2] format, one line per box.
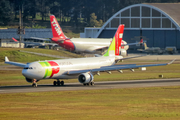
[30, 15, 142, 56]
[5, 25, 174, 87]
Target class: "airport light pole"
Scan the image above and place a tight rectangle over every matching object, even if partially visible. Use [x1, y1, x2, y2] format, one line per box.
[18, 5, 25, 48]
[19, 6, 22, 48]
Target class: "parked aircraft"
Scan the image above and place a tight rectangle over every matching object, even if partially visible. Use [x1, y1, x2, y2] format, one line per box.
[14, 15, 141, 56]
[6, 25, 174, 87]
[138, 42, 178, 55]
[138, 42, 164, 54]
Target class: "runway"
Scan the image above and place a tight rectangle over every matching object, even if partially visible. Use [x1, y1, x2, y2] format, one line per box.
[0, 78, 180, 93]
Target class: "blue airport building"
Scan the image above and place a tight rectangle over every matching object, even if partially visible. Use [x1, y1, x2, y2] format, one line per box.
[81, 3, 180, 52]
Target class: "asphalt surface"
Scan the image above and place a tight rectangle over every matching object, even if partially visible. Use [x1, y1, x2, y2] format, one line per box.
[0, 78, 180, 93]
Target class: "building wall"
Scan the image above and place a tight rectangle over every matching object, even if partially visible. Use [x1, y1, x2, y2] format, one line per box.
[98, 29, 180, 51]
[0, 40, 24, 48]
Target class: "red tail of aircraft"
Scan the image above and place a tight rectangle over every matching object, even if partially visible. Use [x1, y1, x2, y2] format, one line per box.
[50, 15, 66, 39]
[115, 24, 124, 55]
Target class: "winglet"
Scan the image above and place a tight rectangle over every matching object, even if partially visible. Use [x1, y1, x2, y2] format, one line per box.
[168, 59, 176, 65]
[5, 56, 9, 62]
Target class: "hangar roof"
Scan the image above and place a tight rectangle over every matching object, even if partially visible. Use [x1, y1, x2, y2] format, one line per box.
[94, 3, 180, 38]
[144, 3, 180, 26]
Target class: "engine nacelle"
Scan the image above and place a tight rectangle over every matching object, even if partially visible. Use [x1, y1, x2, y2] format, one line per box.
[119, 49, 127, 56]
[25, 77, 33, 83]
[78, 72, 94, 84]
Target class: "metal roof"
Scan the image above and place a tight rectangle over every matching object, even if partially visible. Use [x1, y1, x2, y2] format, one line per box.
[0, 28, 53, 39]
[144, 3, 180, 26]
[94, 3, 180, 38]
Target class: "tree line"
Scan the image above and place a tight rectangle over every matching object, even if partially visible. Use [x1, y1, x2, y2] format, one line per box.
[0, 0, 180, 28]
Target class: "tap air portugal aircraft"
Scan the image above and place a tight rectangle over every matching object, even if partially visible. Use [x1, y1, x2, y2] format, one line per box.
[5, 25, 174, 87]
[29, 15, 142, 56]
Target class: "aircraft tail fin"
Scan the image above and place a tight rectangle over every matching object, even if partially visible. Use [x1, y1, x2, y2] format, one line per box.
[103, 24, 124, 57]
[144, 43, 149, 50]
[12, 37, 18, 42]
[50, 15, 66, 39]
[140, 39, 143, 44]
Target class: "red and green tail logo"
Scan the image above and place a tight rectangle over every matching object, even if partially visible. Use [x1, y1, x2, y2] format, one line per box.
[39, 61, 60, 78]
[103, 24, 124, 57]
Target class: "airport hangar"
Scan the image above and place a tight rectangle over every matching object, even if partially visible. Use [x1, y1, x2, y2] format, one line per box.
[81, 3, 180, 53]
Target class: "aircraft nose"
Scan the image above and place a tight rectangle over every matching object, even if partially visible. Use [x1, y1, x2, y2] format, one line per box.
[22, 69, 31, 78]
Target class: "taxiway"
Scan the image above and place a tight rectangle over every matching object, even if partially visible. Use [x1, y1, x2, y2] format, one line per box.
[0, 78, 180, 93]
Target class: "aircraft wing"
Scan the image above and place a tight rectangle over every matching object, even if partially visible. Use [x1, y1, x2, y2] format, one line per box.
[30, 37, 51, 41]
[66, 59, 175, 75]
[114, 55, 147, 63]
[5, 57, 26, 68]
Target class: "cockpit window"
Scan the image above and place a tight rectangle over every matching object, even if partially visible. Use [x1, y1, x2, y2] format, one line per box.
[24, 67, 33, 69]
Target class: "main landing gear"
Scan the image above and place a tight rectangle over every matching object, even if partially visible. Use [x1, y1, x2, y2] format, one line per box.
[53, 79, 64, 86]
[83, 81, 94, 86]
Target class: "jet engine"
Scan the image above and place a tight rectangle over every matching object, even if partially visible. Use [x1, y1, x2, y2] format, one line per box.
[25, 77, 33, 83]
[78, 72, 94, 84]
[119, 49, 127, 56]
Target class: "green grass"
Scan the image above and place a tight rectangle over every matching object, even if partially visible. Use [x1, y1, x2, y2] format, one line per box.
[0, 86, 180, 120]
[0, 48, 82, 63]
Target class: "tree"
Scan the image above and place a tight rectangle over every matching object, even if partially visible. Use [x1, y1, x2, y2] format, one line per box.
[0, 0, 13, 25]
[89, 13, 103, 27]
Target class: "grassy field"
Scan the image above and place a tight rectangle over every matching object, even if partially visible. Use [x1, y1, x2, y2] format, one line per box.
[0, 86, 180, 120]
[0, 48, 180, 119]
[0, 48, 82, 63]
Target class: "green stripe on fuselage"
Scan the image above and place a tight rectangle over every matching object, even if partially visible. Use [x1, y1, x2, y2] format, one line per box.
[39, 62, 52, 79]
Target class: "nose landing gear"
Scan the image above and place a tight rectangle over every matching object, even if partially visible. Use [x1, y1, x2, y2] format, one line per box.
[53, 79, 64, 86]
[32, 79, 37, 87]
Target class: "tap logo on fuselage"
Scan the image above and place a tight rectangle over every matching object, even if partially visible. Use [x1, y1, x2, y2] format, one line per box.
[39, 61, 60, 79]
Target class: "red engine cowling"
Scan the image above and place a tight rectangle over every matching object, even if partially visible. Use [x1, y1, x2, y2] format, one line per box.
[78, 72, 94, 84]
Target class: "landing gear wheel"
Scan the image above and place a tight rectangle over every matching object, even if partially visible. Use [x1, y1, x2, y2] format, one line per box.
[90, 81, 94, 86]
[53, 81, 57, 86]
[61, 81, 64, 86]
[53, 80, 64, 86]
[57, 81, 61, 86]
[32, 83, 37, 87]
[83, 82, 94, 86]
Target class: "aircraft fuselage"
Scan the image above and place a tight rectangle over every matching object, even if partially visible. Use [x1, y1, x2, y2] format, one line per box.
[22, 56, 118, 80]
